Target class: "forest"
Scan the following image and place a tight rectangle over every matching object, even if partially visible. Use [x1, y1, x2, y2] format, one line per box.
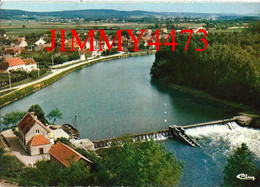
[150, 21, 260, 109]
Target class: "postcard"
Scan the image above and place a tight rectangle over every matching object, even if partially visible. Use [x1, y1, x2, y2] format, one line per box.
[0, 0, 259, 186]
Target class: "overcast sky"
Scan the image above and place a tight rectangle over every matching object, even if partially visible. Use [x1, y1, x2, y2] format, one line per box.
[1, 2, 260, 15]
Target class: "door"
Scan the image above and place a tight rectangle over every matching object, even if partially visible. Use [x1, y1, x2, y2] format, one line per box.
[39, 148, 44, 154]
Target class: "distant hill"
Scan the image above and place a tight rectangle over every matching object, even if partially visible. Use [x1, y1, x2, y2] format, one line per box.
[2, 9, 255, 20]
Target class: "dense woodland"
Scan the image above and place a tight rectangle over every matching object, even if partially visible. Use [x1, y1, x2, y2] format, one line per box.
[151, 21, 260, 109]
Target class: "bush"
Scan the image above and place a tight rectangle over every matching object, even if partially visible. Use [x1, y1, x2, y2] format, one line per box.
[54, 55, 69, 64]
[68, 52, 80, 61]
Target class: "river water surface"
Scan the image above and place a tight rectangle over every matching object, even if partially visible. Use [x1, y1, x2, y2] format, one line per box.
[2, 55, 259, 186]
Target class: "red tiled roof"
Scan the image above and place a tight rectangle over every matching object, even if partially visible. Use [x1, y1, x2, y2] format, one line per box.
[27, 134, 51, 146]
[49, 142, 92, 167]
[23, 58, 36, 65]
[18, 112, 51, 135]
[6, 57, 24, 67]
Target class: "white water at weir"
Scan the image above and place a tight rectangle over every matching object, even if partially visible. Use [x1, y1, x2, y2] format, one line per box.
[94, 132, 170, 149]
[185, 122, 260, 159]
[134, 132, 169, 141]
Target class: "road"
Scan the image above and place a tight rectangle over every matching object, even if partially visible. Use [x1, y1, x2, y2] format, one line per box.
[0, 53, 123, 94]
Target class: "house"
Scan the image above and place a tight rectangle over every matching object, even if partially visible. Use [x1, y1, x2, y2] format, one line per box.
[161, 28, 168, 34]
[103, 40, 113, 50]
[34, 38, 46, 46]
[23, 58, 37, 72]
[160, 34, 169, 39]
[5, 57, 26, 72]
[17, 112, 53, 156]
[34, 43, 52, 51]
[4, 47, 24, 58]
[12, 38, 28, 48]
[194, 27, 208, 34]
[64, 39, 79, 50]
[141, 36, 150, 47]
[49, 141, 92, 168]
[147, 29, 153, 35]
[1, 57, 38, 73]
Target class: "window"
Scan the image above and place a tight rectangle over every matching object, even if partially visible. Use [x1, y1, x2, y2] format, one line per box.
[36, 130, 40, 133]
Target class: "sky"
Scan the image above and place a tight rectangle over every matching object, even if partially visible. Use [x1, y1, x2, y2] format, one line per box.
[1, 2, 260, 15]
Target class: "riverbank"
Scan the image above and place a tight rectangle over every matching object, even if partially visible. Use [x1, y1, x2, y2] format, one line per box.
[170, 84, 258, 112]
[168, 84, 260, 127]
[0, 50, 156, 107]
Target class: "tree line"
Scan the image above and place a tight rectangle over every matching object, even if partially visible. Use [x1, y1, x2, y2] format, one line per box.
[150, 21, 260, 109]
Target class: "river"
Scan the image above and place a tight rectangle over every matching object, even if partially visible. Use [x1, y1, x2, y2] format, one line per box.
[2, 54, 259, 186]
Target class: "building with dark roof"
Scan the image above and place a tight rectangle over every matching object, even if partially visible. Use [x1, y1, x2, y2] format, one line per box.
[17, 112, 53, 156]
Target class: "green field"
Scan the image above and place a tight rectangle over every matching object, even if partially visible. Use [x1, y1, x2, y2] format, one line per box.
[1, 20, 246, 37]
[1, 21, 154, 36]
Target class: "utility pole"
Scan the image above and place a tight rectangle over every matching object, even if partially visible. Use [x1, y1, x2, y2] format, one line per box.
[52, 52, 54, 66]
[8, 71, 11, 88]
[37, 61, 40, 77]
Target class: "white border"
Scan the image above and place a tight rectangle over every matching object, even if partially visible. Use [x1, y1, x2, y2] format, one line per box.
[1, 0, 260, 3]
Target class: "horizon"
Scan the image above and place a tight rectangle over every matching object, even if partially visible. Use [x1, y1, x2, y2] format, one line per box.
[1, 3, 260, 15]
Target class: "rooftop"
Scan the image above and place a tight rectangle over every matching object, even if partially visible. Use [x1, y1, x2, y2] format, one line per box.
[27, 134, 51, 146]
[49, 141, 92, 167]
[6, 57, 25, 67]
[18, 112, 51, 135]
[23, 58, 36, 65]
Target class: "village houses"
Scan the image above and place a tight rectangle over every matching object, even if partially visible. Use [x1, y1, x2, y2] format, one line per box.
[0, 57, 38, 73]
[15, 112, 93, 167]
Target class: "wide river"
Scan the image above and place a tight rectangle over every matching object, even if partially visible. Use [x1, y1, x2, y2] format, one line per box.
[2, 55, 259, 186]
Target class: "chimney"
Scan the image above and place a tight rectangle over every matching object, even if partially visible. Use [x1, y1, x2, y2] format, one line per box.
[30, 112, 35, 116]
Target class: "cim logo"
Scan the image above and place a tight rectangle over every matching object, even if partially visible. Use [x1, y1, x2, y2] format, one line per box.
[236, 173, 256, 181]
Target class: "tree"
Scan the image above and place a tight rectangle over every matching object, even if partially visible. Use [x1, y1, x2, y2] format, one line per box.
[19, 161, 63, 186]
[0, 148, 24, 179]
[47, 108, 62, 124]
[55, 137, 72, 146]
[1, 111, 26, 128]
[223, 143, 257, 187]
[28, 104, 48, 124]
[150, 30, 260, 109]
[99, 139, 183, 186]
[59, 162, 90, 186]
[19, 160, 90, 186]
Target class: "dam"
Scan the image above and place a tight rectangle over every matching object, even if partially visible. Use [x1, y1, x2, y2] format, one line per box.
[92, 117, 242, 149]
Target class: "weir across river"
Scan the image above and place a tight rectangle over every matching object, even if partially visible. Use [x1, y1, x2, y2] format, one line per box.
[92, 117, 245, 149]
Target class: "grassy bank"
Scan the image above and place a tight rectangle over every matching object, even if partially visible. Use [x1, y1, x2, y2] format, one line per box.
[169, 84, 260, 116]
[0, 51, 155, 107]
